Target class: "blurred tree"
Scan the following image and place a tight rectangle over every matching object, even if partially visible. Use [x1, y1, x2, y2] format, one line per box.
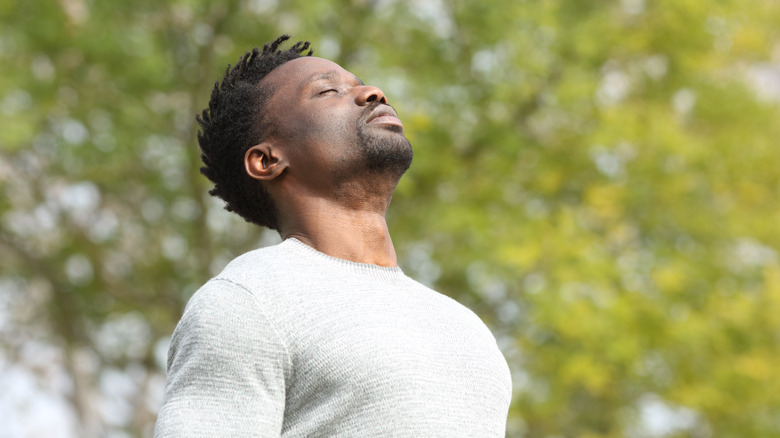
[1, 0, 779, 436]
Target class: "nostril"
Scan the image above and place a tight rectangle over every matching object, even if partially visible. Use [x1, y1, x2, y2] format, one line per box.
[366, 93, 386, 104]
[366, 93, 387, 104]
[357, 86, 388, 105]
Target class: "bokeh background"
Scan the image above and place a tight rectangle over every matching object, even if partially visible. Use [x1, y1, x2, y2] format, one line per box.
[2, 0, 780, 436]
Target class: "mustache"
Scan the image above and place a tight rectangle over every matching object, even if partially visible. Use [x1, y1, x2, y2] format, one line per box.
[359, 101, 393, 123]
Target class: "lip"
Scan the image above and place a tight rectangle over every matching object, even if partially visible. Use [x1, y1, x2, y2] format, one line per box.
[366, 106, 404, 128]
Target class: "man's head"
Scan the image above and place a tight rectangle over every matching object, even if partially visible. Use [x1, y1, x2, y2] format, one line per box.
[197, 35, 311, 230]
[197, 35, 412, 232]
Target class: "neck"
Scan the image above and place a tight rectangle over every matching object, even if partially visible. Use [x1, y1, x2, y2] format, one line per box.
[278, 195, 399, 267]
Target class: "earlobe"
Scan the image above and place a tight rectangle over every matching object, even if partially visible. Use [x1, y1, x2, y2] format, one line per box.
[245, 143, 288, 181]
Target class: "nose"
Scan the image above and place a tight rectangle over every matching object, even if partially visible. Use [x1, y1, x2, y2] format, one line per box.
[355, 85, 387, 106]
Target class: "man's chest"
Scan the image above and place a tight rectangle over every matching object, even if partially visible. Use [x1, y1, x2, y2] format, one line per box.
[281, 297, 510, 410]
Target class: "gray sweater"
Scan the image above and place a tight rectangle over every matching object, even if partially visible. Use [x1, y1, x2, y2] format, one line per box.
[155, 238, 512, 437]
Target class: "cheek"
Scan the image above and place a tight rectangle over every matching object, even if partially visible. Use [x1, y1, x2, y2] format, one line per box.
[302, 107, 356, 144]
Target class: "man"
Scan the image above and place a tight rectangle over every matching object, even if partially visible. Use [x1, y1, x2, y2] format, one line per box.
[155, 35, 512, 437]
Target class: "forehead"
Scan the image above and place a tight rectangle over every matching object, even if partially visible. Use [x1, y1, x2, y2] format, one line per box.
[261, 56, 360, 91]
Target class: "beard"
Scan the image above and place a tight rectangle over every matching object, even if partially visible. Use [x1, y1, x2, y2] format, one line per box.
[355, 105, 413, 179]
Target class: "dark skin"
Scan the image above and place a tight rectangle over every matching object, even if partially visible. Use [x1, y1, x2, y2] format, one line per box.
[244, 57, 412, 267]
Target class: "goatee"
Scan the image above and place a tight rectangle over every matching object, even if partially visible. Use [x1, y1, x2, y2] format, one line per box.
[356, 107, 413, 178]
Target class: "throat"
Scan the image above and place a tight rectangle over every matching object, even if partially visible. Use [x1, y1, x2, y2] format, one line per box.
[281, 209, 398, 267]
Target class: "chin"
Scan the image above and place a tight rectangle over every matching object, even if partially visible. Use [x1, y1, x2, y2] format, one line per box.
[358, 129, 413, 177]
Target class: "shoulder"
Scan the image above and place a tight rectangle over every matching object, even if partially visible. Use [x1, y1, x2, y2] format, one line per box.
[168, 278, 292, 373]
[158, 281, 290, 437]
[172, 279, 265, 354]
[214, 242, 285, 283]
[180, 278, 257, 326]
[209, 239, 315, 294]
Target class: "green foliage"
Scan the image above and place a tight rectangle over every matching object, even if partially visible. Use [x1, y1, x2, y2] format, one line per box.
[2, 0, 779, 436]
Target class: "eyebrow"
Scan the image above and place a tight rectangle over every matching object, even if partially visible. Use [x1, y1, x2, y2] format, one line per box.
[309, 70, 364, 86]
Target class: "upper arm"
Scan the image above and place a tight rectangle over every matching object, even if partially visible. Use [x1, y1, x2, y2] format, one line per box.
[155, 279, 289, 438]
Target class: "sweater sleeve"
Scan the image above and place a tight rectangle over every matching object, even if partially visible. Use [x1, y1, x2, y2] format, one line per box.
[154, 279, 290, 438]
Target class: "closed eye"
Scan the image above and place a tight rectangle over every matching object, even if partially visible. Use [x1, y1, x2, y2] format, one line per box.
[319, 89, 338, 95]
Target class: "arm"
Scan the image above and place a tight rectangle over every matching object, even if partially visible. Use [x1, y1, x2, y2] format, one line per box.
[154, 279, 290, 437]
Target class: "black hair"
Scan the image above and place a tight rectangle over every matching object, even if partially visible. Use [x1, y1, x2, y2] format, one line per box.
[196, 35, 313, 231]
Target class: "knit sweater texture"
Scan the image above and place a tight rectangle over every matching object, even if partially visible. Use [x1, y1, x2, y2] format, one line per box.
[155, 238, 512, 437]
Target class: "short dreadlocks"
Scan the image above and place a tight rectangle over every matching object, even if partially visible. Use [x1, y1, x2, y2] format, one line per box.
[196, 35, 313, 231]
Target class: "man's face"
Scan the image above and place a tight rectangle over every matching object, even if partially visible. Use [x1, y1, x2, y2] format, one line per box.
[259, 57, 412, 186]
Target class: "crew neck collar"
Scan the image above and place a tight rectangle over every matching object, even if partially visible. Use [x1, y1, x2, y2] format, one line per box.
[282, 237, 406, 281]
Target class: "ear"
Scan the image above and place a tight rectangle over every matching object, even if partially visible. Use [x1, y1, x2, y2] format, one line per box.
[245, 142, 288, 181]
